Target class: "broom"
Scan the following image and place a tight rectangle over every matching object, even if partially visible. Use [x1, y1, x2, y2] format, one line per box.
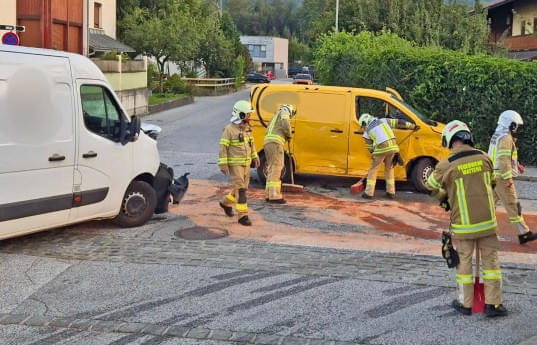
[472, 245, 485, 313]
[350, 178, 365, 194]
[282, 141, 304, 193]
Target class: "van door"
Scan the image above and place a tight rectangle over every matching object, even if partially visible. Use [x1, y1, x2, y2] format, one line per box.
[70, 81, 133, 222]
[0, 51, 75, 236]
[293, 91, 349, 175]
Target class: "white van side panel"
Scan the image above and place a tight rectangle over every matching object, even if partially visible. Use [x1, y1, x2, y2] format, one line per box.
[0, 51, 75, 235]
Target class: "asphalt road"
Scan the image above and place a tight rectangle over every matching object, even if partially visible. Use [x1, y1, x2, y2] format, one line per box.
[0, 84, 536, 345]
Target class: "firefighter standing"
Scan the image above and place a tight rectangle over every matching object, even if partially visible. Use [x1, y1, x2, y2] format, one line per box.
[427, 120, 507, 317]
[357, 113, 417, 199]
[218, 100, 260, 226]
[488, 110, 537, 244]
[264, 104, 295, 204]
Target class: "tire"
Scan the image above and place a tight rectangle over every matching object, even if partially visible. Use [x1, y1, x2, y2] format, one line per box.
[411, 158, 436, 193]
[113, 181, 157, 228]
[256, 152, 292, 184]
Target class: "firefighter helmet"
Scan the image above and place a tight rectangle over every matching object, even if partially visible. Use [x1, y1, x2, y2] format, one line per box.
[442, 120, 474, 148]
[498, 110, 523, 133]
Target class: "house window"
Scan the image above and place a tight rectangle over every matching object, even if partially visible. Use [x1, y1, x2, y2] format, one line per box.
[247, 44, 266, 58]
[521, 20, 526, 35]
[94, 3, 102, 29]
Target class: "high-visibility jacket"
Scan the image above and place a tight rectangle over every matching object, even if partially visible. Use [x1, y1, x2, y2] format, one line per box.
[488, 132, 519, 180]
[264, 111, 292, 146]
[363, 118, 415, 155]
[427, 145, 497, 239]
[219, 123, 258, 167]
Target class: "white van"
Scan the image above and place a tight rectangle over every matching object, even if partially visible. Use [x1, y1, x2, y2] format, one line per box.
[0, 45, 179, 240]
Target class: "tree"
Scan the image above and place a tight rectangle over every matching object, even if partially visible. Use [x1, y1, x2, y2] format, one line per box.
[120, 0, 202, 92]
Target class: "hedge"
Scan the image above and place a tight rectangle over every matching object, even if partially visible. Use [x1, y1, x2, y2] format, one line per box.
[314, 32, 537, 164]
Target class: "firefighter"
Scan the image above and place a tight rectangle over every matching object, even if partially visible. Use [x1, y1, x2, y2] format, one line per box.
[357, 113, 417, 199]
[218, 100, 260, 226]
[488, 110, 537, 245]
[427, 120, 507, 317]
[264, 104, 295, 204]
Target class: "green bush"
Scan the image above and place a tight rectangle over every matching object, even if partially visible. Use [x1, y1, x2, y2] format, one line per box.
[233, 55, 246, 90]
[163, 74, 193, 95]
[101, 51, 129, 61]
[314, 32, 537, 164]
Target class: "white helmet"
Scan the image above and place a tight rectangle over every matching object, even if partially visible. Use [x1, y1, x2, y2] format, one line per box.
[498, 110, 523, 132]
[230, 100, 254, 124]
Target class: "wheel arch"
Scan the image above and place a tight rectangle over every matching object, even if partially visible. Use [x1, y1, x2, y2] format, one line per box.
[406, 156, 438, 178]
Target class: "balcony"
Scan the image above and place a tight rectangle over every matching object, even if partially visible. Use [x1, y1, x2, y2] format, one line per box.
[504, 34, 537, 52]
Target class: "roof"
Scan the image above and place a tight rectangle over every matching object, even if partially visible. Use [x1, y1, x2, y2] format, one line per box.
[486, 0, 516, 10]
[89, 28, 135, 54]
[508, 50, 537, 61]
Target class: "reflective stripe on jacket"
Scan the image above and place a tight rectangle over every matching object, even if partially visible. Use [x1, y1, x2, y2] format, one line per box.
[488, 133, 518, 180]
[219, 123, 258, 166]
[264, 111, 291, 146]
[427, 145, 497, 239]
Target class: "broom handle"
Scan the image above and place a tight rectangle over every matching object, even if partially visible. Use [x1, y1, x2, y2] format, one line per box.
[288, 141, 295, 185]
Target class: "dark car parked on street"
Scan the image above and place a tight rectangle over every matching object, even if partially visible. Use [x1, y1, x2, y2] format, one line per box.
[246, 72, 270, 83]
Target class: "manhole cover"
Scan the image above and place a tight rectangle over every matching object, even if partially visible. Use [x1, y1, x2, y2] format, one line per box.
[175, 226, 228, 240]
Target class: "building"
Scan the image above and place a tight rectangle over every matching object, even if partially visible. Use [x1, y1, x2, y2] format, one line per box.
[487, 0, 537, 60]
[1, 0, 133, 56]
[240, 36, 288, 78]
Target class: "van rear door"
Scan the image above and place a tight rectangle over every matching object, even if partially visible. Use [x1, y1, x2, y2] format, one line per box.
[0, 50, 75, 237]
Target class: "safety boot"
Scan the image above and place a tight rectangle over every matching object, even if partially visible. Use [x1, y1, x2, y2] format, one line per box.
[451, 300, 471, 316]
[485, 304, 508, 317]
[267, 199, 287, 204]
[238, 216, 252, 226]
[518, 231, 537, 244]
[219, 202, 234, 217]
[362, 193, 373, 200]
[385, 193, 396, 200]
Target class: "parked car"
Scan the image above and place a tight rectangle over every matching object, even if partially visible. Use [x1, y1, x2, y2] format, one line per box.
[288, 67, 302, 78]
[0, 45, 188, 240]
[293, 73, 313, 85]
[248, 84, 449, 192]
[246, 72, 270, 83]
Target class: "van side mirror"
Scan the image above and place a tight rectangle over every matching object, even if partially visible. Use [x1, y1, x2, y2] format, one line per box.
[120, 115, 141, 145]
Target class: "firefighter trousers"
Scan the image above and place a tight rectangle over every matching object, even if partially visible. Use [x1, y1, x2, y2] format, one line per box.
[220, 165, 250, 219]
[365, 152, 396, 197]
[494, 178, 529, 235]
[264, 142, 284, 200]
[455, 235, 503, 308]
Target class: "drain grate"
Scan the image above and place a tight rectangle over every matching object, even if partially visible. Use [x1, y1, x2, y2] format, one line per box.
[175, 226, 228, 240]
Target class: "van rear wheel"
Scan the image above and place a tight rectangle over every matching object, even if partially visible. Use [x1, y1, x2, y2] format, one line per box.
[114, 181, 157, 228]
[411, 158, 435, 193]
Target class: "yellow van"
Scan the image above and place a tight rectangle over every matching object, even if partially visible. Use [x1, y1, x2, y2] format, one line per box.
[249, 84, 449, 192]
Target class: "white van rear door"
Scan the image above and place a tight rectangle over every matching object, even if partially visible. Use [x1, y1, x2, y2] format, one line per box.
[0, 50, 75, 237]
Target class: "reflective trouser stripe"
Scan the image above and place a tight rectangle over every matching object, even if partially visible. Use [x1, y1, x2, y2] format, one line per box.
[226, 193, 235, 202]
[456, 274, 474, 285]
[266, 181, 281, 188]
[509, 216, 523, 223]
[236, 203, 248, 212]
[483, 270, 502, 280]
[385, 179, 394, 185]
[367, 179, 376, 186]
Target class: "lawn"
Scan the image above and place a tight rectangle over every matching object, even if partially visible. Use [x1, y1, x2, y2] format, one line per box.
[149, 93, 187, 106]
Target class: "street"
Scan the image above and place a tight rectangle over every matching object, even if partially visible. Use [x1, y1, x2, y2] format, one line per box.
[0, 87, 537, 345]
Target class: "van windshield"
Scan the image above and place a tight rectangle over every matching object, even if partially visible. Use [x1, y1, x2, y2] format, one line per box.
[392, 96, 437, 126]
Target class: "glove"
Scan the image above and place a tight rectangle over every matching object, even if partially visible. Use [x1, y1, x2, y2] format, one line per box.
[519, 164, 525, 174]
[441, 231, 460, 269]
[507, 179, 514, 188]
[220, 165, 229, 175]
[440, 199, 450, 211]
[252, 158, 260, 169]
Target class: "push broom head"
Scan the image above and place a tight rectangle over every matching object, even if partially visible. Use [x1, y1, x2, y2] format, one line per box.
[282, 183, 304, 193]
[350, 180, 365, 194]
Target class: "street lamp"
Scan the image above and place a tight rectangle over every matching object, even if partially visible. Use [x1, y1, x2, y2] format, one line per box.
[335, 0, 339, 33]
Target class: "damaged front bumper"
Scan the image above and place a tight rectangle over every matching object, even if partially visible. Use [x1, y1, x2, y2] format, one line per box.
[154, 163, 190, 214]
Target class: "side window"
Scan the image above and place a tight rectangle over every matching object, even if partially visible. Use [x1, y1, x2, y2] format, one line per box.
[355, 96, 413, 123]
[81, 85, 122, 141]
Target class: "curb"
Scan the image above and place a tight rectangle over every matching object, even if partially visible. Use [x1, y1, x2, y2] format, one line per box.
[148, 96, 194, 114]
[515, 175, 537, 183]
[516, 336, 537, 345]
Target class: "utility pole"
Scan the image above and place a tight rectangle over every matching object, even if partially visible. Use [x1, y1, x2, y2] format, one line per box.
[335, 0, 339, 33]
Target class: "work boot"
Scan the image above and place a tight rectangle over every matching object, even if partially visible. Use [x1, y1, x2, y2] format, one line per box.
[362, 193, 373, 200]
[219, 202, 234, 217]
[518, 231, 537, 244]
[451, 300, 471, 316]
[485, 304, 508, 317]
[238, 216, 252, 226]
[385, 193, 396, 200]
[267, 199, 287, 204]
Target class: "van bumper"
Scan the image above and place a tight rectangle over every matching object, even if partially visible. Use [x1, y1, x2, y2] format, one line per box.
[153, 163, 189, 214]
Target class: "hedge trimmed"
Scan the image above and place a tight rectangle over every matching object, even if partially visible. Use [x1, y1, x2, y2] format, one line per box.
[315, 32, 537, 164]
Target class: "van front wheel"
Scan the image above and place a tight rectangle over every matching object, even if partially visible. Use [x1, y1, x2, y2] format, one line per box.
[411, 158, 435, 193]
[114, 181, 157, 228]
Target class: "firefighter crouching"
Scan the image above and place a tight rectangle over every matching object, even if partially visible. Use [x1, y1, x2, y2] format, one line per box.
[357, 113, 417, 199]
[218, 100, 260, 226]
[427, 120, 507, 317]
[488, 110, 537, 245]
[264, 104, 296, 204]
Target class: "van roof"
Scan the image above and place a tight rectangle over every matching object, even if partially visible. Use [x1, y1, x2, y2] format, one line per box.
[256, 84, 395, 99]
[0, 45, 106, 81]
